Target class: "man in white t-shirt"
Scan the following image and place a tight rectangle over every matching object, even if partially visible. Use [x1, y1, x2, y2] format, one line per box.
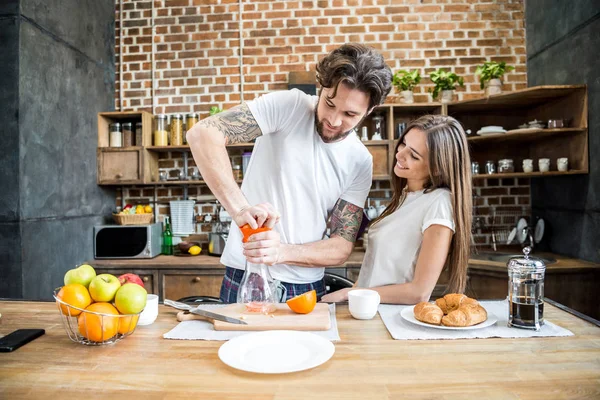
[187, 43, 392, 302]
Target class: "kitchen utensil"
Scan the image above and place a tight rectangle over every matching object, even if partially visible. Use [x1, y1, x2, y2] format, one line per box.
[557, 157, 568, 172]
[400, 306, 498, 330]
[547, 119, 568, 129]
[508, 246, 546, 331]
[177, 303, 331, 331]
[218, 330, 335, 374]
[181, 308, 248, 325]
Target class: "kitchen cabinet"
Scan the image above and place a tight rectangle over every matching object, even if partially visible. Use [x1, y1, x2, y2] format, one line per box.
[449, 85, 588, 178]
[161, 269, 224, 300]
[97, 111, 157, 185]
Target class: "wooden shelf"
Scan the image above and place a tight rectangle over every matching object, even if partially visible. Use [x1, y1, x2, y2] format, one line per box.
[448, 85, 587, 111]
[146, 143, 255, 152]
[468, 128, 584, 143]
[373, 174, 391, 180]
[472, 170, 587, 179]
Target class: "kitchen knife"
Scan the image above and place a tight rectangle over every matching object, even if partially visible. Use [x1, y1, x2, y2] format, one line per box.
[187, 308, 248, 325]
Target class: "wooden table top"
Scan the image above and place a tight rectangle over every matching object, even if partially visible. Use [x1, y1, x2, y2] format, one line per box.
[1, 300, 599, 399]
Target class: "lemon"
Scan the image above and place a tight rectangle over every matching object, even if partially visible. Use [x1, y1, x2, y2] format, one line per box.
[144, 205, 153, 213]
[188, 245, 201, 256]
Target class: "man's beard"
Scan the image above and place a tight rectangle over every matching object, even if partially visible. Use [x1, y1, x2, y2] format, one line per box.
[314, 107, 358, 143]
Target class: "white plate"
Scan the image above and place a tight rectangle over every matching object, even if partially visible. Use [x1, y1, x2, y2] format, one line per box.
[506, 227, 517, 245]
[516, 218, 528, 243]
[534, 218, 545, 243]
[218, 330, 335, 374]
[400, 306, 498, 331]
[476, 129, 506, 135]
[480, 125, 504, 131]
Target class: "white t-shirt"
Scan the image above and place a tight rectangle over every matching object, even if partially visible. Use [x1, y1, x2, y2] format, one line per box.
[356, 188, 455, 288]
[220, 89, 373, 284]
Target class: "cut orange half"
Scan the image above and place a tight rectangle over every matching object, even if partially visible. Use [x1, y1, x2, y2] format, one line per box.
[286, 290, 317, 314]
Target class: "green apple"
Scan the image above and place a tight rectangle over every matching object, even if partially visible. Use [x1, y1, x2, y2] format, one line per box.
[64, 264, 97, 288]
[89, 274, 121, 303]
[115, 283, 148, 314]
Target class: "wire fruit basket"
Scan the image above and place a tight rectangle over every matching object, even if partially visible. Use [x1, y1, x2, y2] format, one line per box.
[53, 288, 141, 346]
[112, 213, 153, 225]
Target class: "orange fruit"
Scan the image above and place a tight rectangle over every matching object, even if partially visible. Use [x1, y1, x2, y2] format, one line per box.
[286, 290, 317, 314]
[56, 283, 92, 316]
[78, 303, 119, 342]
[240, 224, 271, 243]
[117, 314, 140, 335]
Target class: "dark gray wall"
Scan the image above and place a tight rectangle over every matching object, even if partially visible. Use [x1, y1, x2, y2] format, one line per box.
[526, 0, 600, 262]
[0, 0, 116, 299]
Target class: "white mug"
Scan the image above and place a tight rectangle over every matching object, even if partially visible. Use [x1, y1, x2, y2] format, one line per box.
[523, 159, 533, 173]
[348, 289, 380, 320]
[138, 294, 159, 326]
[538, 158, 550, 173]
[366, 206, 378, 220]
[557, 157, 569, 172]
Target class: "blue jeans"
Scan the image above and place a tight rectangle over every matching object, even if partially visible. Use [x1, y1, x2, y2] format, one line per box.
[219, 266, 326, 303]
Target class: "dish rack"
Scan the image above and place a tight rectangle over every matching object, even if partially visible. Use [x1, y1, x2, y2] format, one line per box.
[53, 288, 140, 346]
[490, 207, 531, 248]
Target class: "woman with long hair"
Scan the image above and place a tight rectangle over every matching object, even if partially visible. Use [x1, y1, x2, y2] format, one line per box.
[322, 114, 472, 304]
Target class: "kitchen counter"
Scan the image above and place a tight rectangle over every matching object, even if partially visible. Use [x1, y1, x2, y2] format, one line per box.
[0, 300, 599, 398]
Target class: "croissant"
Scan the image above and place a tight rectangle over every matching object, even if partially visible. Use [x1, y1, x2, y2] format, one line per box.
[441, 303, 488, 327]
[435, 293, 479, 314]
[414, 294, 487, 327]
[414, 302, 443, 325]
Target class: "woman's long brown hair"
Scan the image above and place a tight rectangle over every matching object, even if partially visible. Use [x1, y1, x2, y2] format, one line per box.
[371, 115, 472, 294]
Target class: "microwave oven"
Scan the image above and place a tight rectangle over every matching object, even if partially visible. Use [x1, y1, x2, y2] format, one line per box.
[94, 223, 162, 259]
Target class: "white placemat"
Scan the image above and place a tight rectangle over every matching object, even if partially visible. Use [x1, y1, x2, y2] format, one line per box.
[163, 303, 341, 341]
[378, 300, 574, 340]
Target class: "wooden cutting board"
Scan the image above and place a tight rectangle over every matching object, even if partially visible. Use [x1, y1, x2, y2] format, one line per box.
[178, 303, 331, 331]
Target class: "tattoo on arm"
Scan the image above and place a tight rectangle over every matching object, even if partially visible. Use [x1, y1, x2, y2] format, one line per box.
[198, 103, 263, 144]
[329, 199, 363, 242]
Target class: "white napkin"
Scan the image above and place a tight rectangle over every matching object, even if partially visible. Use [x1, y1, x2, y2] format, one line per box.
[378, 300, 574, 340]
[163, 303, 341, 341]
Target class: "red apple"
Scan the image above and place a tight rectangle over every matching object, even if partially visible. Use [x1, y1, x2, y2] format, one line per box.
[118, 273, 144, 288]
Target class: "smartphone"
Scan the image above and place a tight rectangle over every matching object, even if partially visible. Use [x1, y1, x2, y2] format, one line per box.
[0, 329, 45, 352]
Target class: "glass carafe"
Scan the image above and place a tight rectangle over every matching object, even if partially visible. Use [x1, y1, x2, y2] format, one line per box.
[237, 261, 278, 313]
[507, 246, 546, 330]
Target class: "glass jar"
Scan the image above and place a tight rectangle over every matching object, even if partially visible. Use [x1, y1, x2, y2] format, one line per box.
[371, 114, 384, 140]
[109, 122, 122, 147]
[498, 159, 514, 173]
[185, 113, 199, 145]
[471, 161, 480, 175]
[122, 122, 134, 147]
[135, 122, 143, 146]
[232, 164, 242, 181]
[507, 247, 546, 330]
[154, 114, 168, 146]
[237, 261, 278, 313]
[170, 114, 184, 146]
[485, 160, 496, 174]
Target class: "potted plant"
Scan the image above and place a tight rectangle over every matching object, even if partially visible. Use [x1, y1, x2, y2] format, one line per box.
[475, 61, 514, 96]
[429, 69, 464, 103]
[392, 69, 421, 104]
[209, 106, 223, 116]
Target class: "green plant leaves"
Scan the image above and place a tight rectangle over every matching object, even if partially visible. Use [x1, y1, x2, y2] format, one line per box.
[429, 68, 464, 100]
[209, 106, 223, 116]
[392, 69, 421, 92]
[475, 61, 514, 89]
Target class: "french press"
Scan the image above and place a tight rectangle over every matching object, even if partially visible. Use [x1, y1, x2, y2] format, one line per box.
[507, 246, 546, 331]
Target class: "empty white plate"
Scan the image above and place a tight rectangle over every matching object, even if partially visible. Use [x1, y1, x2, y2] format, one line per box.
[534, 218, 545, 243]
[400, 306, 498, 330]
[516, 218, 528, 243]
[218, 330, 335, 374]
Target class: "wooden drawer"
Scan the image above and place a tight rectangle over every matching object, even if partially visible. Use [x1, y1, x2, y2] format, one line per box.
[94, 268, 157, 295]
[366, 143, 390, 178]
[162, 270, 225, 301]
[97, 148, 143, 184]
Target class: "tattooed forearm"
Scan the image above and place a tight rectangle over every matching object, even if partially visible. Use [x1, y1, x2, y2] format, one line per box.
[198, 103, 263, 144]
[329, 199, 363, 242]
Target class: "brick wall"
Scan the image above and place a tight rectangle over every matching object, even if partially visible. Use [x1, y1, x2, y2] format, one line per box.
[114, 0, 528, 249]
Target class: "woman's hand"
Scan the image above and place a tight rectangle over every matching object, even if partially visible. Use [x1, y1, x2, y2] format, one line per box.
[242, 229, 281, 265]
[321, 288, 353, 303]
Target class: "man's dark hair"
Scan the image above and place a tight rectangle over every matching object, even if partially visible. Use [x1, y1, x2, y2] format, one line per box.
[316, 43, 393, 110]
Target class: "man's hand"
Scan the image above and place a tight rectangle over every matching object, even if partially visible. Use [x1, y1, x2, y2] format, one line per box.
[233, 202, 280, 229]
[321, 288, 353, 303]
[243, 230, 282, 265]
